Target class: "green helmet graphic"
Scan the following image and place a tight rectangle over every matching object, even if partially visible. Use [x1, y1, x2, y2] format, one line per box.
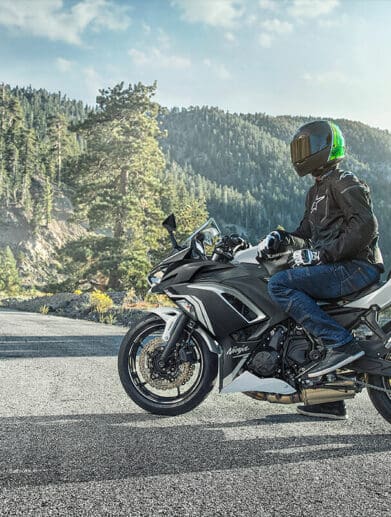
[290, 120, 345, 177]
[328, 121, 345, 162]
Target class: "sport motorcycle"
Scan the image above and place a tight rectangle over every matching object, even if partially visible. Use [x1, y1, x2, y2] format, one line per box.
[118, 214, 391, 423]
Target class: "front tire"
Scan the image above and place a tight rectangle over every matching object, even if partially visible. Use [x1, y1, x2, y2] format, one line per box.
[118, 314, 218, 416]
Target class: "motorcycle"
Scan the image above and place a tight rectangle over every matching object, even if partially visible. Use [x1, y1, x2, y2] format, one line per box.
[118, 214, 391, 423]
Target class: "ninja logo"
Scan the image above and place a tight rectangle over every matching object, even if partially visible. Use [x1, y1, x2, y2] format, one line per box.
[227, 345, 250, 356]
[310, 194, 326, 213]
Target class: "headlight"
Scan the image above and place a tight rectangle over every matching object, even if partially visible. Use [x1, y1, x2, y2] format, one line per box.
[147, 268, 167, 287]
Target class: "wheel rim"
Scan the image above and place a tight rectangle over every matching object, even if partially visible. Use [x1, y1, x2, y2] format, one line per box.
[381, 352, 391, 400]
[127, 323, 205, 405]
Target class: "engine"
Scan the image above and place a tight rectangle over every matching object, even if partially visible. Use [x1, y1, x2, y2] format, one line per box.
[248, 325, 314, 378]
[248, 325, 286, 377]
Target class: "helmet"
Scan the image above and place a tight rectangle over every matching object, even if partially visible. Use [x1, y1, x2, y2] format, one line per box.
[290, 120, 345, 177]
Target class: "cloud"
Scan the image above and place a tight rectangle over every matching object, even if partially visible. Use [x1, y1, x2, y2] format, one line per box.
[158, 29, 171, 48]
[171, 0, 244, 28]
[216, 64, 232, 80]
[261, 18, 293, 34]
[224, 31, 236, 42]
[0, 0, 131, 46]
[303, 70, 348, 84]
[318, 15, 347, 28]
[83, 66, 105, 101]
[289, 0, 339, 18]
[129, 48, 191, 70]
[55, 57, 74, 73]
[259, 0, 278, 11]
[202, 59, 231, 80]
[142, 23, 151, 34]
[258, 17, 293, 47]
[258, 33, 273, 48]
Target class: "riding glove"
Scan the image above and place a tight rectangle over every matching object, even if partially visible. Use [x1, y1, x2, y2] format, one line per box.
[289, 249, 321, 268]
[257, 231, 283, 256]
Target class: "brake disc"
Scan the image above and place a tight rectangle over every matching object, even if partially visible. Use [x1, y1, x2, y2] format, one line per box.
[139, 337, 195, 390]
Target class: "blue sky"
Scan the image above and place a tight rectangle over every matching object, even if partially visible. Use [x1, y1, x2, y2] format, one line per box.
[1, 0, 390, 130]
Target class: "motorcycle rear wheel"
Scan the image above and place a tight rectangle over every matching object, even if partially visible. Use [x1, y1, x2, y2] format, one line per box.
[118, 314, 218, 416]
[367, 352, 391, 424]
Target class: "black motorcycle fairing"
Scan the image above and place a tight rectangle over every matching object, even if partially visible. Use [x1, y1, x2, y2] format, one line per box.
[321, 305, 365, 329]
[218, 334, 265, 390]
[195, 264, 288, 324]
[166, 282, 257, 337]
[151, 260, 234, 293]
[163, 260, 233, 285]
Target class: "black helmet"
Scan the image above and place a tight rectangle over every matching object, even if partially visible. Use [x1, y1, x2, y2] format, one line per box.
[290, 120, 345, 177]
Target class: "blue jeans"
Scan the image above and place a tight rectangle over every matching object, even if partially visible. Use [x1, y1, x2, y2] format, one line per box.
[268, 261, 380, 348]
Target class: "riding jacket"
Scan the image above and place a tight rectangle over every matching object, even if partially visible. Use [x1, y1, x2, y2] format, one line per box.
[291, 167, 384, 271]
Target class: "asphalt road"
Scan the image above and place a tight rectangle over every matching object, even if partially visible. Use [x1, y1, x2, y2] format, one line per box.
[0, 308, 390, 516]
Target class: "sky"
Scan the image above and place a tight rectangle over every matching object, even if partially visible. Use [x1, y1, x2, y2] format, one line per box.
[0, 0, 390, 130]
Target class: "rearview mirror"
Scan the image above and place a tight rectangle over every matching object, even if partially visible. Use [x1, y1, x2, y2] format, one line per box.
[162, 213, 177, 232]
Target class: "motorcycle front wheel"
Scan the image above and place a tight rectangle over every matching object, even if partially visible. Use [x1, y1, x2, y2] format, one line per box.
[118, 314, 218, 416]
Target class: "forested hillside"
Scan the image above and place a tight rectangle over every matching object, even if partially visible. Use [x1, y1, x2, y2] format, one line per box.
[162, 107, 391, 268]
[0, 83, 390, 293]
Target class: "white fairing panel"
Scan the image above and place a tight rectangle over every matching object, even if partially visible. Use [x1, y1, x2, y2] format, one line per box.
[221, 371, 296, 395]
[233, 245, 258, 264]
[345, 278, 391, 309]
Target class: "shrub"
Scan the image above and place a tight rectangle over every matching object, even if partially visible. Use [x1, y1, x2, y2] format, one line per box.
[39, 305, 50, 315]
[90, 290, 114, 314]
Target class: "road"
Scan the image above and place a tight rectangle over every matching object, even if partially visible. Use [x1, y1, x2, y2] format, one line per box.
[0, 308, 390, 516]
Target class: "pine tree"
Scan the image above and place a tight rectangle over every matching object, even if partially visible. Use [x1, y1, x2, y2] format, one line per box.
[0, 246, 21, 294]
[71, 82, 167, 289]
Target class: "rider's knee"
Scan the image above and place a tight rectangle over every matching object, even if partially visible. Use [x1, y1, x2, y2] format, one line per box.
[268, 270, 290, 298]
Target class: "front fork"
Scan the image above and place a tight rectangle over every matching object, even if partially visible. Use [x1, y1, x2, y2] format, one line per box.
[159, 312, 189, 364]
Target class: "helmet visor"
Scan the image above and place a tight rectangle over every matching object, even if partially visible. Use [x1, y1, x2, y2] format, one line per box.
[290, 123, 331, 164]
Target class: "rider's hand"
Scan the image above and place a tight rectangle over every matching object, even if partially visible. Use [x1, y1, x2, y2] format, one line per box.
[257, 231, 282, 257]
[289, 249, 321, 268]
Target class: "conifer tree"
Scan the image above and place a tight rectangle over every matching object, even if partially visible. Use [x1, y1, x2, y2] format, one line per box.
[0, 246, 20, 294]
[71, 82, 167, 289]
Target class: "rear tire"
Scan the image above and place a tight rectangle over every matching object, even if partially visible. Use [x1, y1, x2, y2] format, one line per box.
[367, 348, 391, 424]
[367, 372, 391, 424]
[118, 314, 218, 416]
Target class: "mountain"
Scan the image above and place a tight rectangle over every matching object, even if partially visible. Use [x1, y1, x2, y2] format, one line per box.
[0, 84, 390, 290]
[161, 107, 391, 270]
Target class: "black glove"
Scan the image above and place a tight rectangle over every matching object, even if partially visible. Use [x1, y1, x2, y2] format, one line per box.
[257, 230, 291, 257]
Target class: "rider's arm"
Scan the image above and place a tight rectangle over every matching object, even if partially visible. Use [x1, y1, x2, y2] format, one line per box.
[290, 190, 312, 244]
[319, 173, 377, 263]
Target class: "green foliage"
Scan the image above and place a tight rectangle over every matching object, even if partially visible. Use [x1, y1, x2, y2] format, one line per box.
[39, 304, 49, 315]
[0, 84, 85, 231]
[161, 107, 391, 269]
[63, 82, 208, 292]
[1, 84, 391, 295]
[0, 246, 21, 294]
[89, 290, 114, 314]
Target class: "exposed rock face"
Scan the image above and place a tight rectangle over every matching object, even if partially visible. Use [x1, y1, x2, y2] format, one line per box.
[0, 190, 87, 289]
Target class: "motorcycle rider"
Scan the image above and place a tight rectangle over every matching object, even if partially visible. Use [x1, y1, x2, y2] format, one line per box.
[258, 120, 384, 419]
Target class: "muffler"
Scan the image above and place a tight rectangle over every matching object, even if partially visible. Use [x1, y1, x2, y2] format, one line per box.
[245, 379, 356, 405]
[300, 379, 356, 405]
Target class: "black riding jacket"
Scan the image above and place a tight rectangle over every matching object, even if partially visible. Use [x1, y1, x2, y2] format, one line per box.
[290, 167, 384, 271]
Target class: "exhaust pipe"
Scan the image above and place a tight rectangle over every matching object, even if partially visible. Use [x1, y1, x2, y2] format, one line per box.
[245, 379, 356, 405]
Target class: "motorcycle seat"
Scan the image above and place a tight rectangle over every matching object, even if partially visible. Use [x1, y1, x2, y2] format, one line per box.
[319, 280, 384, 305]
